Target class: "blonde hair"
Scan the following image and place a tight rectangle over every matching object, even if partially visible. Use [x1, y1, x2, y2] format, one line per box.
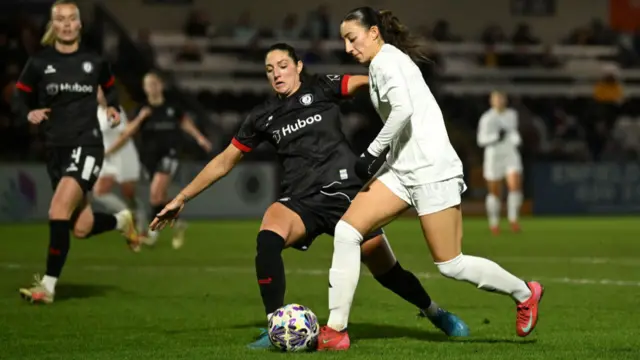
[41, 0, 80, 46]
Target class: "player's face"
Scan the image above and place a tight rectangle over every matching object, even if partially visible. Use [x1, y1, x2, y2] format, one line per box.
[490, 92, 506, 109]
[265, 50, 302, 96]
[340, 20, 379, 64]
[143, 75, 163, 97]
[51, 4, 81, 45]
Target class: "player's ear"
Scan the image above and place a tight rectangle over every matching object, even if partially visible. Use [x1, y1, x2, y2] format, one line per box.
[296, 60, 303, 76]
[369, 25, 380, 41]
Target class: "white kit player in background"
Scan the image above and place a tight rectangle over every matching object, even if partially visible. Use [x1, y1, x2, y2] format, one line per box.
[93, 88, 146, 234]
[318, 8, 543, 350]
[476, 91, 523, 235]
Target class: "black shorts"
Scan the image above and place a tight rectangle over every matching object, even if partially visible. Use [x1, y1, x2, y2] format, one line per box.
[141, 147, 180, 178]
[278, 183, 384, 251]
[45, 145, 104, 194]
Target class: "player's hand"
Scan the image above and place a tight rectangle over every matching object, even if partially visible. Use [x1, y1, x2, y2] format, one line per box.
[497, 129, 507, 142]
[27, 108, 50, 124]
[107, 106, 121, 128]
[197, 137, 213, 153]
[355, 150, 378, 181]
[139, 106, 152, 119]
[149, 194, 187, 231]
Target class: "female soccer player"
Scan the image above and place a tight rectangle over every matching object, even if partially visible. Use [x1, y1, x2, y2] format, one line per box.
[317, 8, 544, 350]
[106, 72, 212, 249]
[14, 0, 140, 304]
[93, 87, 145, 233]
[477, 91, 523, 234]
[150, 43, 469, 349]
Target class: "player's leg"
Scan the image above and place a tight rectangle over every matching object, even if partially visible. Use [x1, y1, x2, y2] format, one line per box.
[320, 169, 410, 350]
[483, 156, 503, 235]
[361, 234, 469, 337]
[93, 162, 128, 212]
[505, 161, 523, 232]
[248, 202, 307, 349]
[417, 178, 543, 337]
[145, 171, 172, 245]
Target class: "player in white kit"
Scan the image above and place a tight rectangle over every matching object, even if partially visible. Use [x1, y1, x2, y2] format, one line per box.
[93, 88, 144, 236]
[317, 7, 544, 351]
[477, 91, 523, 235]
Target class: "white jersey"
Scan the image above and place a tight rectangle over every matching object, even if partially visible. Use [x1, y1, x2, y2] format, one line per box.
[98, 106, 128, 149]
[476, 108, 521, 156]
[97, 106, 141, 182]
[368, 44, 463, 185]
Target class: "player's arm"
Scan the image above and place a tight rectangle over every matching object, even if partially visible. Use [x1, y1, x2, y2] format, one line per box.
[98, 58, 120, 109]
[175, 144, 243, 202]
[12, 57, 45, 123]
[319, 74, 368, 98]
[365, 59, 413, 157]
[105, 108, 149, 156]
[476, 113, 498, 148]
[507, 110, 522, 147]
[179, 113, 212, 152]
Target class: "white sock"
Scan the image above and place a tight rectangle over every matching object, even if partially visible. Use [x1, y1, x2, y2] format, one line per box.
[114, 210, 128, 231]
[507, 191, 523, 223]
[42, 275, 57, 294]
[436, 254, 532, 303]
[327, 220, 363, 332]
[485, 194, 501, 227]
[94, 193, 128, 213]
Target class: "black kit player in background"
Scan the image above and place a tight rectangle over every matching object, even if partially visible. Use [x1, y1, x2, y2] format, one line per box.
[150, 43, 470, 349]
[12, 0, 141, 305]
[105, 72, 212, 249]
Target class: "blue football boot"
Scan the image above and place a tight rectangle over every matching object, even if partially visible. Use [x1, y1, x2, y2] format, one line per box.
[419, 308, 470, 337]
[247, 328, 273, 349]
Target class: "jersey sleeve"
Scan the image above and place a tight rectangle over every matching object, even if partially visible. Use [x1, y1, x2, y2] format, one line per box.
[316, 74, 352, 99]
[98, 58, 120, 109]
[505, 110, 522, 147]
[476, 112, 497, 147]
[12, 57, 40, 122]
[366, 57, 414, 157]
[231, 112, 262, 153]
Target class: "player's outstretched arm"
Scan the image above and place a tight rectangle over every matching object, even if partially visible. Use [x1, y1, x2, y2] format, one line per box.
[149, 144, 243, 230]
[180, 114, 212, 153]
[105, 107, 150, 156]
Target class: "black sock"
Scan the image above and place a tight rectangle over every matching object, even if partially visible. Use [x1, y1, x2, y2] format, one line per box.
[255, 230, 286, 315]
[374, 261, 432, 310]
[46, 220, 71, 278]
[87, 212, 118, 237]
[151, 203, 166, 219]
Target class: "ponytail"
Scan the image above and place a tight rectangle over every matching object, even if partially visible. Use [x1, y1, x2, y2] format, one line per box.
[343, 7, 432, 64]
[41, 21, 56, 46]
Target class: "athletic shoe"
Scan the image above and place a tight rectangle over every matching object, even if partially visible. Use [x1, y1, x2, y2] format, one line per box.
[247, 328, 272, 349]
[117, 209, 141, 252]
[19, 274, 54, 304]
[510, 222, 521, 233]
[317, 326, 350, 351]
[172, 220, 187, 249]
[419, 308, 470, 337]
[516, 281, 544, 337]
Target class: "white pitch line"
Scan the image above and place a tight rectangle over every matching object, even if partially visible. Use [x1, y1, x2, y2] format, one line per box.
[2, 263, 640, 287]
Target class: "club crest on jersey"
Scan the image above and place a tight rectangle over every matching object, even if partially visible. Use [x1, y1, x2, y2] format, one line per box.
[82, 61, 93, 73]
[272, 130, 281, 144]
[299, 94, 314, 106]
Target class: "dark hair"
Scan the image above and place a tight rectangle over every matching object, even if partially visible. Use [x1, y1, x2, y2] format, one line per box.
[265, 42, 310, 80]
[343, 7, 431, 63]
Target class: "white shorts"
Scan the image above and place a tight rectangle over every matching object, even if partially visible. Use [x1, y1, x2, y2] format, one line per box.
[375, 165, 467, 216]
[483, 151, 522, 181]
[99, 144, 141, 183]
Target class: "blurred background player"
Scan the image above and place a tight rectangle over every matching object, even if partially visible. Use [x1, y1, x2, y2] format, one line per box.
[319, 8, 543, 350]
[93, 87, 145, 234]
[150, 43, 469, 349]
[13, 0, 139, 304]
[476, 91, 523, 234]
[106, 72, 212, 249]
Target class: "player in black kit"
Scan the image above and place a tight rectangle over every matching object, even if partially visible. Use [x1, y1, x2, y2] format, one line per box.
[150, 43, 469, 348]
[105, 72, 212, 249]
[12, 0, 140, 304]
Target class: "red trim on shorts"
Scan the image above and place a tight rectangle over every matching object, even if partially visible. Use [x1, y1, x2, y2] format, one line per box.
[16, 82, 32, 93]
[340, 75, 351, 96]
[231, 138, 252, 153]
[102, 76, 115, 88]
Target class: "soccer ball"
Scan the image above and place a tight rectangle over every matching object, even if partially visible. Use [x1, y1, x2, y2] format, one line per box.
[268, 303, 320, 352]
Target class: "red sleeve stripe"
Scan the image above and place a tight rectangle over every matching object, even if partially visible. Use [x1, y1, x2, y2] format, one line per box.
[231, 138, 252, 153]
[102, 75, 115, 88]
[16, 82, 32, 93]
[340, 75, 351, 96]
